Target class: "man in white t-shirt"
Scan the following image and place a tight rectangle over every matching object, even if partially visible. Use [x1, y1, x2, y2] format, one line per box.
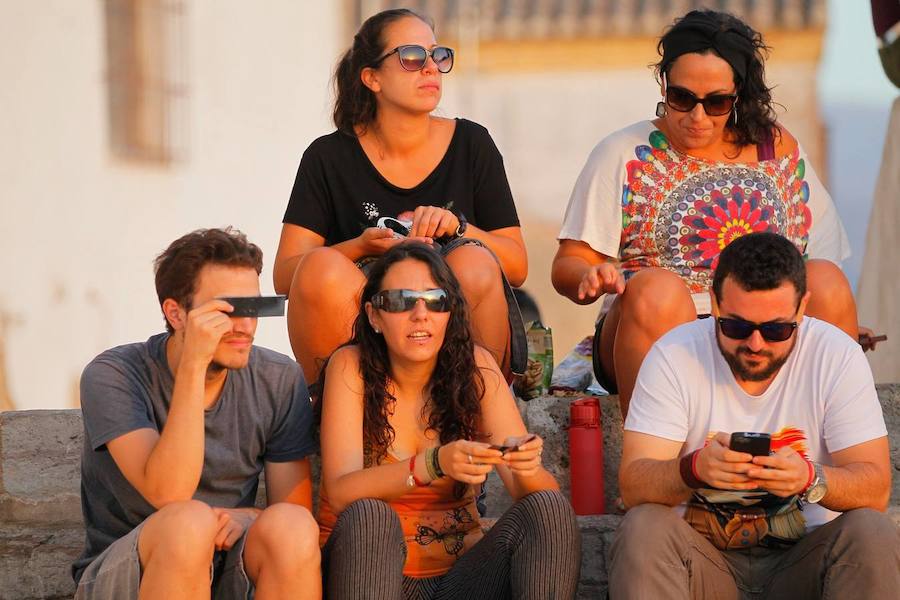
[609, 232, 898, 599]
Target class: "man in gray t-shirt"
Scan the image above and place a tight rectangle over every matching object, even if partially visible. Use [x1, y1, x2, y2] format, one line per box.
[73, 228, 320, 600]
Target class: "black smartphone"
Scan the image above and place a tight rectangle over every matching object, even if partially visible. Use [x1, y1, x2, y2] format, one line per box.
[217, 295, 286, 318]
[729, 432, 771, 456]
[490, 434, 537, 453]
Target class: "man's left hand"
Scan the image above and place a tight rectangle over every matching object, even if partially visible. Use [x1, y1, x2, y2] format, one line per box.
[746, 447, 810, 498]
[212, 507, 260, 551]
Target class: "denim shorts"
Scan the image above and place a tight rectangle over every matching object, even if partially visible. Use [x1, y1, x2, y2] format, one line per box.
[74, 522, 252, 600]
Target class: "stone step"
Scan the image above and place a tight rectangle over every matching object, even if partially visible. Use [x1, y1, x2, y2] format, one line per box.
[1, 384, 898, 599]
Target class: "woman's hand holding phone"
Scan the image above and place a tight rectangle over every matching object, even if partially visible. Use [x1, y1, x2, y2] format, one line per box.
[437, 440, 503, 485]
[495, 434, 543, 478]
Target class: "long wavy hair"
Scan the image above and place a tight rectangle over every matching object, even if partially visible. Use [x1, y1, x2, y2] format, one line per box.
[654, 9, 779, 148]
[332, 8, 434, 136]
[314, 243, 484, 478]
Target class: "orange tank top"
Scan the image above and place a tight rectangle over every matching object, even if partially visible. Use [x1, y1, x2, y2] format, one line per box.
[317, 452, 484, 578]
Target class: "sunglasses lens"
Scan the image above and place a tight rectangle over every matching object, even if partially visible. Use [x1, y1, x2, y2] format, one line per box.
[758, 323, 796, 342]
[432, 47, 454, 73]
[398, 45, 427, 71]
[666, 87, 698, 112]
[703, 95, 736, 116]
[718, 318, 754, 340]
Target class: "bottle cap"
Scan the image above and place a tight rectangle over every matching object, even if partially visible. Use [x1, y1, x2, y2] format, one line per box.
[570, 398, 600, 427]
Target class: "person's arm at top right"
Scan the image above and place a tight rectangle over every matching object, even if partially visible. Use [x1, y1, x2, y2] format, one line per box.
[103, 300, 234, 508]
[551, 240, 624, 305]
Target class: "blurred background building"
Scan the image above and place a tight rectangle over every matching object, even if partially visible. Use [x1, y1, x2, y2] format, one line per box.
[1, 0, 895, 411]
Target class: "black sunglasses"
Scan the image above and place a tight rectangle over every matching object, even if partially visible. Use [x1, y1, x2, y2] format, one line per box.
[370, 44, 454, 73]
[716, 317, 798, 343]
[666, 86, 737, 117]
[371, 289, 450, 313]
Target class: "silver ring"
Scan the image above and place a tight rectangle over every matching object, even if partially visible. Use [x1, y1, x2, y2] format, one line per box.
[467, 454, 473, 464]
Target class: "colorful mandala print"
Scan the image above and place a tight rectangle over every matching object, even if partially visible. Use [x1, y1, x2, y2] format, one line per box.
[620, 130, 812, 293]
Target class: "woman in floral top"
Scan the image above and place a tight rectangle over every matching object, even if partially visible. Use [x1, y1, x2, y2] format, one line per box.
[552, 9, 858, 417]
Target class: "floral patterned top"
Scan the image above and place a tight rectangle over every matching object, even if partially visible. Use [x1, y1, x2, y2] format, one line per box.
[559, 121, 850, 314]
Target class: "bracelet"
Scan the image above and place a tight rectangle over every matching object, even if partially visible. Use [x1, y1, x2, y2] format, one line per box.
[430, 446, 446, 479]
[408, 454, 430, 488]
[425, 447, 439, 481]
[679, 449, 705, 489]
[802, 458, 815, 494]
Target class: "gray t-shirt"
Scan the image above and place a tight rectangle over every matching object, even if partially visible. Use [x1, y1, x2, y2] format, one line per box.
[73, 333, 315, 583]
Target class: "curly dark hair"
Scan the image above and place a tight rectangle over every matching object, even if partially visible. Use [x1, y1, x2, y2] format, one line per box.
[655, 9, 779, 149]
[314, 243, 484, 481]
[332, 8, 434, 136]
[712, 232, 806, 304]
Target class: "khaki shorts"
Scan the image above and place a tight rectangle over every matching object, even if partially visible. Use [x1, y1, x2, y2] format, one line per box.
[75, 521, 252, 600]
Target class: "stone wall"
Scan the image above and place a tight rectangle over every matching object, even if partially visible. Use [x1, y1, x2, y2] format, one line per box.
[2, 386, 899, 599]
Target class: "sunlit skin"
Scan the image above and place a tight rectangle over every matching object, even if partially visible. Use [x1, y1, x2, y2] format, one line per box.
[365, 258, 451, 375]
[711, 277, 810, 396]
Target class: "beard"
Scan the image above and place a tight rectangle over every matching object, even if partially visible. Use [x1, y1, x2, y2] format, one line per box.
[717, 335, 795, 382]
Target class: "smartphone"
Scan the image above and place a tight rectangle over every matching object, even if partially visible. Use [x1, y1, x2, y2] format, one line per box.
[217, 295, 286, 318]
[376, 216, 412, 236]
[729, 432, 771, 457]
[489, 434, 537, 453]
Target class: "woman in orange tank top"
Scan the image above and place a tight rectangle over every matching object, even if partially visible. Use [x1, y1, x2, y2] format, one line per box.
[317, 243, 580, 599]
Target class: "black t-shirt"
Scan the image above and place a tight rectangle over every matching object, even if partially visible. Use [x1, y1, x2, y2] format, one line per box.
[283, 118, 520, 245]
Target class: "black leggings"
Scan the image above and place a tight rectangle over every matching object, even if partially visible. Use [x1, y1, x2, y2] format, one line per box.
[322, 490, 581, 600]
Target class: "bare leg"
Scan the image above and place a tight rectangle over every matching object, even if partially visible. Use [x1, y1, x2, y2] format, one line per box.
[604, 269, 695, 418]
[137, 500, 218, 600]
[805, 259, 859, 340]
[287, 247, 367, 383]
[244, 503, 322, 600]
[445, 244, 510, 372]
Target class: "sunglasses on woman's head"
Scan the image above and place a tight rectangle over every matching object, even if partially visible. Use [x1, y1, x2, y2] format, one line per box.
[666, 86, 737, 117]
[716, 317, 798, 342]
[371, 45, 454, 73]
[371, 289, 450, 313]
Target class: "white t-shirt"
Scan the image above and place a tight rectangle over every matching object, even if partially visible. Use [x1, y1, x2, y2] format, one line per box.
[625, 317, 886, 535]
[559, 121, 851, 315]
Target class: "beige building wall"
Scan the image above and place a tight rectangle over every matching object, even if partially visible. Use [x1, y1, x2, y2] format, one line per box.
[1, 2, 341, 410]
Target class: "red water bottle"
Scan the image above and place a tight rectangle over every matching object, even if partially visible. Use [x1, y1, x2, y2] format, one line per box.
[568, 398, 605, 515]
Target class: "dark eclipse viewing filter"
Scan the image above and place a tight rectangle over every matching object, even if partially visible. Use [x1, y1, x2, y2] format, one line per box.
[217, 295, 287, 317]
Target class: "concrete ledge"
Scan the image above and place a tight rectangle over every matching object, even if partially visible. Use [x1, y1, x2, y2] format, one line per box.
[2, 384, 899, 599]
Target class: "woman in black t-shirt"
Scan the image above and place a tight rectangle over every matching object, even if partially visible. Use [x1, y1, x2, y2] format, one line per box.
[275, 8, 527, 383]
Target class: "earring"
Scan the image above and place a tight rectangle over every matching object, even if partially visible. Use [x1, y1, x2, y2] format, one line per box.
[655, 101, 667, 117]
[372, 325, 381, 334]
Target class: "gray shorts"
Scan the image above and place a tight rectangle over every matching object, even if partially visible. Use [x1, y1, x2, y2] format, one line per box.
[74, 521, 252, 600]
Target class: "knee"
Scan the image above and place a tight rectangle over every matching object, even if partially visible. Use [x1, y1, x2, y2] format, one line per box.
[251, 503, 320, 567]
[516, 490, 579, 544]
[290, 247, 360, 304]
[831, 509, 900, 555]
[446, 246, 503, 304]
[144, 500, 218, 565]
[620, 268, 694, 329]
[336, 499, 402, 542]
[806, 259, 854, 307]
[612, 504, 681, 558]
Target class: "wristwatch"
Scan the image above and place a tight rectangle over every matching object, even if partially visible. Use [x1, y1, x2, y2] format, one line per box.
[454, 212, 468, 238]
[801, 462, 828, 504]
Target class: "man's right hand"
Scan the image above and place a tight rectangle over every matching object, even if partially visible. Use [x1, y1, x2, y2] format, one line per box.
[693, 432, 760, 490]
[180, 299, 235, 368]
